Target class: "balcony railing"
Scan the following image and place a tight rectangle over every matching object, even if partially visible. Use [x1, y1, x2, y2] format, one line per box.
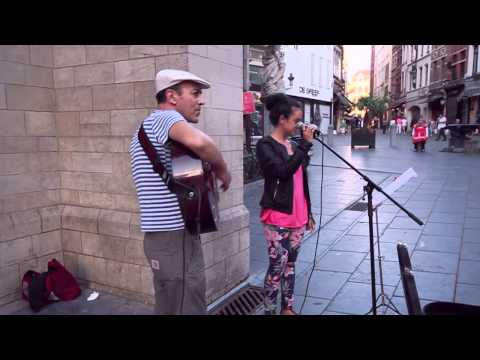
[418, 87, 428, 97]
[445, 78, 465, 89]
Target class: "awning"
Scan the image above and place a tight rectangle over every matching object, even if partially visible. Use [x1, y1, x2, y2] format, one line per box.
[335, 93, 354, 108]
[428, 94, 444, 103]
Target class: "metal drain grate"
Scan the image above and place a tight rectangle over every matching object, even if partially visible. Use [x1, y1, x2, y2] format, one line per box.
[209, 285, 264, 315]
[346, 201, 369, 212]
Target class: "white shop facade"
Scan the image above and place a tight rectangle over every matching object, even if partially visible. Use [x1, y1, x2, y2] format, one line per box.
[283, 45, 334, 134]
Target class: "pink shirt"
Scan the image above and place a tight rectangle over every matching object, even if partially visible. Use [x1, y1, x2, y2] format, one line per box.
[260, 165, 309, 228]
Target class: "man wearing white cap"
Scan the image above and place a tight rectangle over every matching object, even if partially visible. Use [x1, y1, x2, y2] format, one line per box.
[130, 69, 231, 315]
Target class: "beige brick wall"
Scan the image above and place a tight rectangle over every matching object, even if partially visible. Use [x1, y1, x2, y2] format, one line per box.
[0, 45, 250, 308]
[0, 46, 63, 306]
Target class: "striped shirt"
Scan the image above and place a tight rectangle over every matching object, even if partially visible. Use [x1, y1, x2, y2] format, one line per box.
[130, 110, 186, 232]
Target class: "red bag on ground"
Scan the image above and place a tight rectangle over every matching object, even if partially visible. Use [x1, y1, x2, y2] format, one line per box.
[21, 270, 55, 312]
[21, 259, 80, 312]
[46, 258, 81, 301]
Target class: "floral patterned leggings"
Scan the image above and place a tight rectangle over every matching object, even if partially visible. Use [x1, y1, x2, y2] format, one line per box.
[263, 224, 306, 312]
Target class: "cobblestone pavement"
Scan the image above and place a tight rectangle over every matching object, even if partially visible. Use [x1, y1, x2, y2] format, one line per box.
[3, 131, 479, 315]
[247, 131, 480, 315]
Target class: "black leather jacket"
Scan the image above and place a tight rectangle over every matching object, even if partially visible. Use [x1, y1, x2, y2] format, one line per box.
[256, 135, 313, 218]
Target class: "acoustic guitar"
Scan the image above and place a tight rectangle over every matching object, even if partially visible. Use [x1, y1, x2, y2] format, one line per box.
[138, 124, 219, 236]
[168, 140, 220, 235]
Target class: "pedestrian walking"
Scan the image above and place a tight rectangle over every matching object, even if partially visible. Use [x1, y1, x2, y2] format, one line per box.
[382, 116, 388, 134]
[401, 116, 408, 134]
[410, 117, 418, 131]
[396, 115, 403, 135]
[428, 118, 435, 137]
[435, 114, 447, 141]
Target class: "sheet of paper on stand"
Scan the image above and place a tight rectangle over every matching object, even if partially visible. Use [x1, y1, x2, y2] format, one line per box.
[372, 168, 418, 209]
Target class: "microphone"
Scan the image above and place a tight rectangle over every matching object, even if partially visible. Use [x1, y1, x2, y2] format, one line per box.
[296, 121, 321, 138]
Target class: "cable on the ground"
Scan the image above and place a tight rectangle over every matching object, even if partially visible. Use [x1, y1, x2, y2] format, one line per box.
[300, 133, 325, 314]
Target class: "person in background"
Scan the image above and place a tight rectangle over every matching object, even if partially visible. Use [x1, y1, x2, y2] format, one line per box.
[436, 113, 447, 141]
[428, 118, 435, 137]
[381, 116, 388, 134]
[345, 117, 351, 134]
[401, 116, 408, 134]
[396, 114, 403, 135]
[412, 119, 429, 152]
[432, 116, 438, 136]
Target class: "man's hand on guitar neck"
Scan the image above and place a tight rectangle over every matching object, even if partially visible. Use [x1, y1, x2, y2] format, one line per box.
[169, 121, 232, 191]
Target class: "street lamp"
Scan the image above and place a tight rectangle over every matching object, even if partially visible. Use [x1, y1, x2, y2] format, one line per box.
[287, 73, 295, 88]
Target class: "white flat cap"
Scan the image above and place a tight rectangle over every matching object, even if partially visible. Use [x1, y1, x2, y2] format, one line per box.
[155, 69, 211, 95]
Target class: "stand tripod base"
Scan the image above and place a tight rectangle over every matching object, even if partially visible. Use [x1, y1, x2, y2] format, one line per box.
[365, 293, 402, 315]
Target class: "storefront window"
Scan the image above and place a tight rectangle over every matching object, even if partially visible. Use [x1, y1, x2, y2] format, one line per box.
[249, 65, 262, 87]
[313, 103, 321, 127]
[252, 103, 264, 136]
[304, 102, 311, 124]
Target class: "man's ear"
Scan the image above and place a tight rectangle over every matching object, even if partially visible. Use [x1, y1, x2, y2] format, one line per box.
[166, 89, 178, 105]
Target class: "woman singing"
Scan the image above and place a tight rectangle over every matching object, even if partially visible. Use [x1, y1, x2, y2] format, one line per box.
[256, 93, 316, 315]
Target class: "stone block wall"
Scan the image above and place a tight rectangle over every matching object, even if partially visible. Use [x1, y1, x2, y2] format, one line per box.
[187, 46, 249, 301]
[0, 45, 249, 307]
[0, 46, 62, 306]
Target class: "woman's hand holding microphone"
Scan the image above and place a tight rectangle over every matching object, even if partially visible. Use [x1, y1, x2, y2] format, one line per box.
[296, 122, 319, 143]
[302, 125, 315, 143]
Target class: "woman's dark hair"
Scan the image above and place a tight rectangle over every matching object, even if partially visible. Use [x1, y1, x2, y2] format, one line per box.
[264, 93, 301, 126]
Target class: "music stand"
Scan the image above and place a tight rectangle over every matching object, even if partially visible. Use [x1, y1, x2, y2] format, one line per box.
[367, 208, 402, 315]
[312, 137, 424, 315]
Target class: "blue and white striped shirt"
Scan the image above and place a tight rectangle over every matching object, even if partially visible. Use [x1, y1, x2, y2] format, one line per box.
[130, 110, 186, 232]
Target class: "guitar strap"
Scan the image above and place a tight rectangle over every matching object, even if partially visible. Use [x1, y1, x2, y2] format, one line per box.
[138, 123, 209, 237]
[138, 124, 172, 185]
[137, 124, 195, 199]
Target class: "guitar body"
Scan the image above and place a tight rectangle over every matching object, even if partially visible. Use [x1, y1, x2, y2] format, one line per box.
[169, 140, 220, 235]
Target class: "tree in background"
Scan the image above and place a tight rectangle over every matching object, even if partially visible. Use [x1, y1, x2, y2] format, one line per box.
[356, 96, 389, 128]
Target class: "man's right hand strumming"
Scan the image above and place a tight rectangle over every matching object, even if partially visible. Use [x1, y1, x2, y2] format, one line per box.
[170, 121, 232, 191]
[214, 162, 231, 192]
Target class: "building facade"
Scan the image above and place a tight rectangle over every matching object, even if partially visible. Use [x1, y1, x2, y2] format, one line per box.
[372, 45, 392, 99]
[245, 45, 338, 137]
[372, 45, 392, 122]
[389, 45, 476, 125]
[444, 45, 468, 123]
[370, 46, 375, 97]
[283, 45, 334, 134]
[463, 45, 480, 124]
[401, 45, 432, 124]
[390, 45, 404, 117]
[332, 45, 352, 131]
[346, 70, 370, 117]
[428, 45, 449, 121]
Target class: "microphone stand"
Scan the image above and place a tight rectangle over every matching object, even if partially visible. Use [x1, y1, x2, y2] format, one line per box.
[309, 133, 423, 315]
